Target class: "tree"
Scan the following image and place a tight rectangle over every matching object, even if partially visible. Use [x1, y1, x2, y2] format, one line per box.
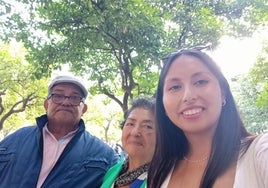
[249, 43, 268, 111]
[83, 95, 123, 143]
[231, 75, 268, 134]
[1, 0, 267, 115]
[150, 0, 268, 49]
[0, 1, 11, 16]
[0, 43, 48, 135]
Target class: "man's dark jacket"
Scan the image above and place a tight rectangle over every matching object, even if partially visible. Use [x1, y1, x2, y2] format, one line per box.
[0, 114, 118, 188]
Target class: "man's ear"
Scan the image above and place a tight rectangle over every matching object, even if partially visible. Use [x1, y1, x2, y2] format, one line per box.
[44, 99, 48, 111]
[82, 104, 88, 114]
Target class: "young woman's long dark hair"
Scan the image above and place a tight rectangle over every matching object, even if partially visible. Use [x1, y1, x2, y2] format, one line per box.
[147, 49, 253, 188]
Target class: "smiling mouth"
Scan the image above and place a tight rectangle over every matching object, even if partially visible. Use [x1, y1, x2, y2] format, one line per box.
[182, 108, 203, 115]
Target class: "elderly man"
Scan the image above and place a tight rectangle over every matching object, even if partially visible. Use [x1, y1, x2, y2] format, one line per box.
[0, 75, 118, 188]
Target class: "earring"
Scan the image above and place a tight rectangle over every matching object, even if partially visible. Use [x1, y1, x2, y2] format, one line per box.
[222, 99, 226, 107]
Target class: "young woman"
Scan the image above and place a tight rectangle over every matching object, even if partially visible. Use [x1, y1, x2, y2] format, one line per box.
[147, 49, 268, 188]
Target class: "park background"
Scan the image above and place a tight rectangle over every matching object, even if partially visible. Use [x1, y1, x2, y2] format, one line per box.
[0, 0, 268, 144]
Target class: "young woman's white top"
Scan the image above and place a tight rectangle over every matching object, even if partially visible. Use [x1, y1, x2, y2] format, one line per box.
[234, 133, 268, 188]
[161, 133, 268, 188]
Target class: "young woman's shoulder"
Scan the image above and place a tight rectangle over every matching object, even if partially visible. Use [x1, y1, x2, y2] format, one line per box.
[240, 133, 268, 164]
[234, 132, 268, 188]
[251, 132, 268, 154]
[241, 133, 268, 154]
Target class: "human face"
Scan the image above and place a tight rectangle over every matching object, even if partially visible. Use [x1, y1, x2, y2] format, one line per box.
[163, 55, 224, 136]
[122, 108, 156, 164]
[44, 83, 87, 126]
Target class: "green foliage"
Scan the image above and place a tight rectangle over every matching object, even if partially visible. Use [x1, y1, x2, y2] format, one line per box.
[8, 0, 164, 113]
[256, 83, 268, 110]
[249, 44, 268, 81]
[0, 1, 11, 16]
[83, 95, 123, 143]
[249, 43, 268, 110]
[150, 0, 268, 48]
[1, 0, 267, 137]
[231, 74, 268, 134]
[0, 42, 48, 135]
[155, 1, 223, 49]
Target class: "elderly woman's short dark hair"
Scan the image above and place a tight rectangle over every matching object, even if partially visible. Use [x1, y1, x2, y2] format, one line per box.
[120, 97, 155, 129]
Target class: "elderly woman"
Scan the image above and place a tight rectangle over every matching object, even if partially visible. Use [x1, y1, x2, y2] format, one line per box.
[101, 97, 156, 188]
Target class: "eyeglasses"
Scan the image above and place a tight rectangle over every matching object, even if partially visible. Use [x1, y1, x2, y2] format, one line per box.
[48, 93, 84, 106]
